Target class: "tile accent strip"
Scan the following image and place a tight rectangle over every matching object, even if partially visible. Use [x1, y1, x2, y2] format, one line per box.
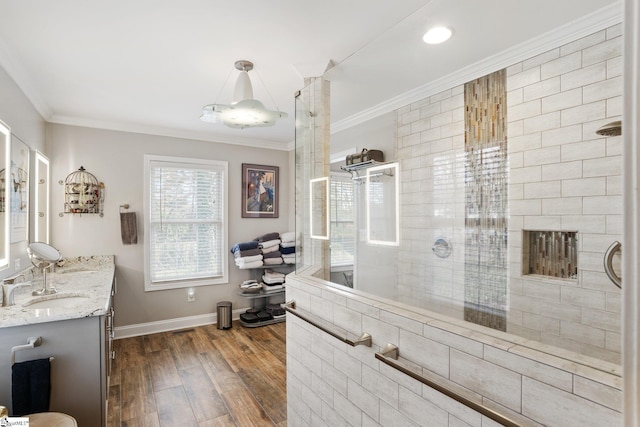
[463, 69, 508, 331]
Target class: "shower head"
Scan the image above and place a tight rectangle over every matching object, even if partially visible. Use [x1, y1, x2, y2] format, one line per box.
[596, 120, 622, 136]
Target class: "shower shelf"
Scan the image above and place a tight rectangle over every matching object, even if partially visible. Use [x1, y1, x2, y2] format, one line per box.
[340, 160, 394, 180]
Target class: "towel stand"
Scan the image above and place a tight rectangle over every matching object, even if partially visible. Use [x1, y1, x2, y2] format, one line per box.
[10, 337, 54, 365]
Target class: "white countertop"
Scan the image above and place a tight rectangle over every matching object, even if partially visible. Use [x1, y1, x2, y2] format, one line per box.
[0, 255, 115, 328]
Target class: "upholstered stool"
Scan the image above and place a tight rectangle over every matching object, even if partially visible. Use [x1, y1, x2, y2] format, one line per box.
[27, 412, 78, 427]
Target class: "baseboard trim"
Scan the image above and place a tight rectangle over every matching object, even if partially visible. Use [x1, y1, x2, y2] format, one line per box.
[113, 309, 245, 339]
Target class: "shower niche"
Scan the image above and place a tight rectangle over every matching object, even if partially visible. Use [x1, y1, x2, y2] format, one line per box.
[522, 230, 578, 280]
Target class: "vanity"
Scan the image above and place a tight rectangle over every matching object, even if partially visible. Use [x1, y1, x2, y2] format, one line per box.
[0, 255, 115, 427]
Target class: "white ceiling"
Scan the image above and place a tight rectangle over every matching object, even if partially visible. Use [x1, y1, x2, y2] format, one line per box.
[0, 0, 621, 150]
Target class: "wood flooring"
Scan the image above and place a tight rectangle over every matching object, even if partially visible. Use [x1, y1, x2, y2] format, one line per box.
[107, 321, 287, 427]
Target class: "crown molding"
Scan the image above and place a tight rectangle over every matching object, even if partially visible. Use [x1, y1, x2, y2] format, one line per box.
[48, 114, 291, 151]
[331, 1, 624, 135]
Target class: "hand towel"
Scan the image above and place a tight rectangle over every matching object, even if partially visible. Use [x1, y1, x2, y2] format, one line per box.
[263, 257, 283, 265]
[280, 241, 296, 248]
[120, 212, 138, 245]
[12, 358, 51, 416]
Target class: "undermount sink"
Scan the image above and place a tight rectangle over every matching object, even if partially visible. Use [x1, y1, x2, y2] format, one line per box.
[23, 293, 90, 309]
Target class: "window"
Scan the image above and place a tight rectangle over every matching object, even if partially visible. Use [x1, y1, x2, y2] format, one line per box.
[330, 174, 355, 266]
[144, 155, 228, 291]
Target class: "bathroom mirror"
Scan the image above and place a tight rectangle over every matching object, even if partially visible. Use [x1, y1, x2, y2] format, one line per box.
[28, 242, 61, 296]
[10, 135, 29, 243]
[31, 150, 49, 243]
[28, 241, 61, 263]
[0, 121, 9, 270]
[310, 176, 329, 240]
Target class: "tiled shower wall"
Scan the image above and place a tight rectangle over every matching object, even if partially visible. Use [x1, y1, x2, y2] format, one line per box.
[395, 24, 622, 362]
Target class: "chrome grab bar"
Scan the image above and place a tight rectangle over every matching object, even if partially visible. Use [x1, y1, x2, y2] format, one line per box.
[604, 241, 622, 289]
[375, 344, 521, 427]
[284, 301, 372, 347]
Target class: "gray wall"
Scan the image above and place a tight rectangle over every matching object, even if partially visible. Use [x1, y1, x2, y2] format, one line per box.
[46, 123, 290, 328]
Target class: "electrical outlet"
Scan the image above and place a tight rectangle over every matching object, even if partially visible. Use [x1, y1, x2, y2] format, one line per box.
[14, 258, 20, 270]
[187, 288, 195, 302]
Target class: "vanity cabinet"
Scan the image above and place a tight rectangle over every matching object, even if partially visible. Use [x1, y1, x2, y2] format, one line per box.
[0, 278, 115, 427]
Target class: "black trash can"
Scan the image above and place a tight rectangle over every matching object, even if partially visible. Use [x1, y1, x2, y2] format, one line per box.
[217, 301, 232, 329]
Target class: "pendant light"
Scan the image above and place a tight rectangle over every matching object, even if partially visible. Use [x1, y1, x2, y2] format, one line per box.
[200, 60, 288, 129]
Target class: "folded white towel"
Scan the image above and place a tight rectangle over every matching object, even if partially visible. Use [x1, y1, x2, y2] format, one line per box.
[280, 231, 296, 242]
[263, 257, 283, 265]
[234, 254, 263, 264]
[259, 239, 281, 249]
[262, 275, 285, 285]
[261, 245, 280, 254]
[236, 260, 264, 269]
[280, 241, 296, 248]
[262, 283, 285, 292]
[283, 258, 296, 264]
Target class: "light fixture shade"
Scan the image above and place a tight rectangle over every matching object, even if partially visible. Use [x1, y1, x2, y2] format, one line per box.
[200, 60, 287, 129]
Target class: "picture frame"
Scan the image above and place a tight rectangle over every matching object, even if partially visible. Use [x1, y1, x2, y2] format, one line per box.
[242, 163, 279, 218]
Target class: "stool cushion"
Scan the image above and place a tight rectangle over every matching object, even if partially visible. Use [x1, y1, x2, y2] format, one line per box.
[27, 412, 77, 427]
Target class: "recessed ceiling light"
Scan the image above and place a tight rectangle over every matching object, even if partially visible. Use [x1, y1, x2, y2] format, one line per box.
[423, 26, 453, 44]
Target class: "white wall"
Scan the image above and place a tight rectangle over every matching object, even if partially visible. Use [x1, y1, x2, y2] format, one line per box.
[46, 123, 290, 329]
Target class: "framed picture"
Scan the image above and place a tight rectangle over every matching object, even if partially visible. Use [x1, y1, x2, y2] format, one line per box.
[242, 163, 279, 218]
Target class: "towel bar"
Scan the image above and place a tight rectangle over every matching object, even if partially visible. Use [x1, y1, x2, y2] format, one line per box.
[375, 344, 521, 427]
[11, 337, 42, 365]
[284, 301, 372, 347]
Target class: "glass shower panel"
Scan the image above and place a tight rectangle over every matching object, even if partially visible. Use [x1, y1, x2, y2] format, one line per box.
[294, 77, 331, 278]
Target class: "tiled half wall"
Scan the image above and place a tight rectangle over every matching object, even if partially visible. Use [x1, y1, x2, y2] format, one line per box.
[286, 276, 621, 427]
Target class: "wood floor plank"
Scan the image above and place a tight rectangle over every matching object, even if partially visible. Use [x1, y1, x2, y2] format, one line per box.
[110, 322, 287, 426]
[237, 367, 287, 424]
[199, 351, 246, 394]
[168, 329, 202, 370]
[179, 364, 229, 422]
[148, 349, 182, 391]
[121, 413, 160, 427]
[155, 386, 199, 427]
[143, 332, 171, 353]
[221, 387, 275, 427]
[117, 336, 147, 366]
[120, 365, 157, 421]
[198, 414, 237, 427]
[106, 384, 121, 427]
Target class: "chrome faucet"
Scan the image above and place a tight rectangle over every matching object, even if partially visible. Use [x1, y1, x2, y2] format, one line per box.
[2, 274, 29, 307]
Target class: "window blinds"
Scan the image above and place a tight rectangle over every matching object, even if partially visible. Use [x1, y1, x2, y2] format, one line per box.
[330, 176, 355, 266]
[148, 161, 225, 284]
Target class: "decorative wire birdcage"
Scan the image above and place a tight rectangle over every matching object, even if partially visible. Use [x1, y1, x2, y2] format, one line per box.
[62, 166, 104, 216]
